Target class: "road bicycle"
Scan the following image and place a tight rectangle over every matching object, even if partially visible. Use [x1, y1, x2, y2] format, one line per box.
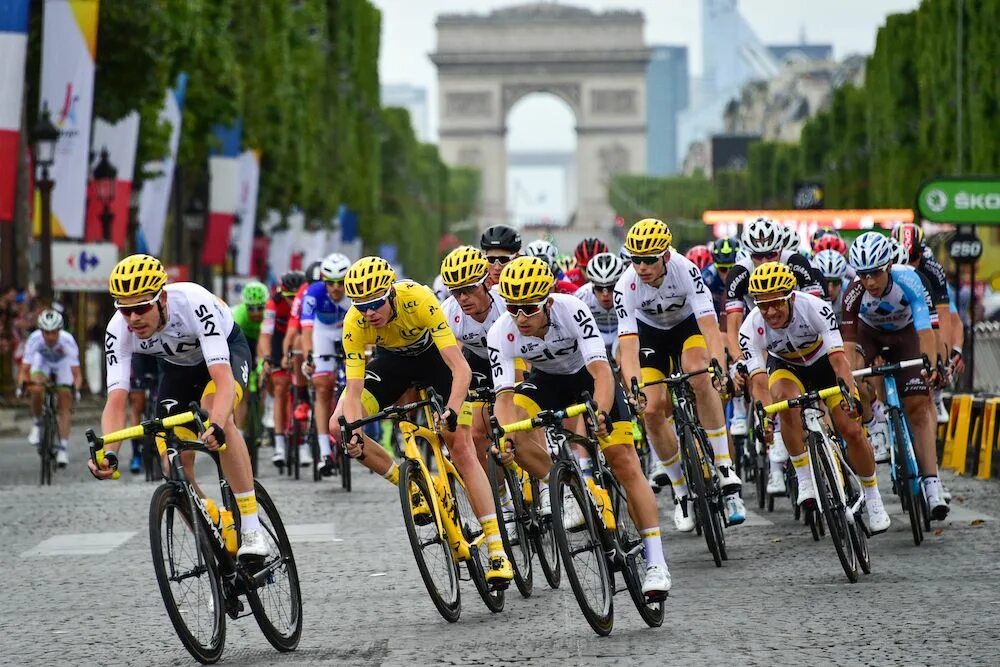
[338, 387, 505, 622]
[36, 374, 60, 486]
[498, 393, 665, 636]
[316, 351, 351, 490]
[757, 381, 871, 583]
[633, 363, 729, 568]
[87, 406, 302, 664]
[244, 360, 265, 477]
[853, 356, 929, 546]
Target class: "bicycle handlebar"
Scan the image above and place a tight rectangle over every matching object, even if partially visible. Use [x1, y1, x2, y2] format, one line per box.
[495, 395, 593, 436]
[761, 382, 847, 415]
[852, 357, 926, 379]
[338, 386, 445, 434]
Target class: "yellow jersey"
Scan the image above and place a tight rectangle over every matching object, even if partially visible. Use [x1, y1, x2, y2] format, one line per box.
[342, 280, 457, 380]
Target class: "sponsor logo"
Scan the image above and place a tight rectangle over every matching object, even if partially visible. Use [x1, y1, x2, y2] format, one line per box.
[364, 370, 382, 382]
[160, 398, 178, 413]
[640, 347, 656, 358]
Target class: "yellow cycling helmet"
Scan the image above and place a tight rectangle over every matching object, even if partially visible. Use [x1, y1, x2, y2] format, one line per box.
[625, 218, 672, 256]
[109, 254, 168, 299]
[440, 246, 489, 289]
[555, 255, 577, 274]
[498, 256, 554, 303]
[748, 262, 796, 296]
[344, 256, 396, 302]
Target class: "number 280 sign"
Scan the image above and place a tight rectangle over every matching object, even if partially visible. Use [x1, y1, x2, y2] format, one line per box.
[948, 232, 983, 263]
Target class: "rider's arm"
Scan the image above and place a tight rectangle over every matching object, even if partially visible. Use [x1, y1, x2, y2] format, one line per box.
[341, 377, 367, 438]
[71, 365, 82, 392]
[100, 389, 130, 451]
[569, 296, 614, 413]
[301, 326, 314, 361]
[613, 276, 641, 390]
[190, 294, 237, 426]
[839, 279, 864, 369]
[724, 266, 749, 362]
[738, 312, 769, 401]
[697, 314, 727, 373]
[438, 345, 472, 414]
[206, 363, 237, 428]
[681, 255, 727, 371]
[586, 359, 615, 415]
[258, 300, 275, 361]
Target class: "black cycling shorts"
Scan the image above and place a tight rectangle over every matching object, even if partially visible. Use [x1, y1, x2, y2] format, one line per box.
[855, 323, 928, 397]
[156, 327, 252, 418]
[363, 346, 453, 413]
[636, 314, 706, 379]
[129, 353, 160, 391]
[515, 366, 631, 423]
[464, 349, 492, 392]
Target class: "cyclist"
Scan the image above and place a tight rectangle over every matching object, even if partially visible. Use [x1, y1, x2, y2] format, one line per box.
[488, 255, 671, 597]
[335, 256, 514, 586]
[300, 253, 353, 475]
[480, 224, 522, 287]
[232, 281, 268, 436]
[258, 271, 306, 466]
[685, 245, 713, 272]
[841, 232, 948, 519]
[576, 252, 626, 360]
[285, 262, 323, 445]
[812, 249, 850, 321]
[737, 263, 891, 532]
[431, 274, 449, 303]
[568, 237, 609, 287]
[89, 254, 267, 558]
[525, 240, 577, 294]
[127, 353, 158, 473]
[20, 309, 81, 467]
[615, 219, 746, 530]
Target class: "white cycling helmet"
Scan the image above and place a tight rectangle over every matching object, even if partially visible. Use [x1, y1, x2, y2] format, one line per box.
[782, 225, 801, 251]
[742, 217, 783, 255]
[585, 252, 626, 287]
[524, 240, 558, 269]
[321, 253, 351, 281]
[431, 274, 449, 302]
[37, 309, 63, 332]
[812, 249, 848, 280]
[889, 238, 908, 265]
[848, 232, 893, 272]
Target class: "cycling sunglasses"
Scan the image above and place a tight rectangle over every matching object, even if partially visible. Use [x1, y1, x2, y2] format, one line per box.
[486, 254, 514, 266]
[247, 305, 265, 313]
[630, 252, 666, 266]
[323, 278, 344, 285]
[506, 301, 546, 317]
[751, 252, 779, 261]
[116, 291, 161, 316]
[355, 295, 388, 313]
[593, 284, 615, 293]
[754, 294, 791, 312]
[450, 276, 487, 297]
[857, 267, 888, 279]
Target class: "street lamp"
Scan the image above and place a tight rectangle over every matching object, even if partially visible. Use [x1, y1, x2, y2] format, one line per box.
[93, 147, 118, 240]
[31, 103, 60, 302]
[183, 196, 206, 282]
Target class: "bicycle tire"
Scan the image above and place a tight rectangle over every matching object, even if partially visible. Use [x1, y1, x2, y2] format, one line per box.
[550, 460, 614, 636]
[450, 471, 505, 613]
[530, 477, 561, 589]
[307, 420, 321, 483]
[888, 409, 922, 546]
[696, 427, 728, 562]
[149, 484, 226, 664]
[246, 390, 262, 478]
[682, 426, 722, 567]
[39, 410, 53, 486]
[807, 506, 823, 541]
[811, 434, 857, 582]
[844, 472, 871, 575]
[245, 481, 303, 652]
[487, 457, 533, 598]
[340, 441, 352, 491]
[754, 448, 767, 509]
[606, 473, 664, 627]
[398, 459, 461, 622]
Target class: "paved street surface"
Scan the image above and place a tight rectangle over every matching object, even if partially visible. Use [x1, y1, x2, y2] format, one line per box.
[3, 424, 1000, 666]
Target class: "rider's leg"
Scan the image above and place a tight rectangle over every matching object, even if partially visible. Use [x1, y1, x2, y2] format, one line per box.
[272, 371, 290, 462]
[202, 389, 260, 535]
[643, 382, 686, 496]
[56, 388, 72, 445]
[905, 393, 938, 476]
[682, 344, 731, 470]
[769, 376, 812, 503]
[831, 402, 890, 530]
[28, 373, 44, 419]
[329, 393, 395, 479]
[313, 373, 334, 458]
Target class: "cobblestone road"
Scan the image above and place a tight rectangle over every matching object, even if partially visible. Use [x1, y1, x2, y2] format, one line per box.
[2, 425, 999, 666]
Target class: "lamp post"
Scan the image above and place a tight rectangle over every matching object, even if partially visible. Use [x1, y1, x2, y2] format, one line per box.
[93, 147, 118, 240]
[31, 103, 60, 303]
[183, 196, 206, 283]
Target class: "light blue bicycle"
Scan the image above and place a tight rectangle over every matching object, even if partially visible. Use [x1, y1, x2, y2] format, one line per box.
[853, 357, 928, 546]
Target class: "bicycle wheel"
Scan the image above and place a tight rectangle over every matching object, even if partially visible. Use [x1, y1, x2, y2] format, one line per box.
[488, 457, 533, 598]
[606, 473, 664, 627]
[811, 435, 857, 582]
[682, 427, 722, 567]
[698, 429, 728, 562]
[289, 417, 301, 480]
[39, 411, 53, 486]
[149, 484, 226, 664]
[308, 424, 321, 483]
[754, 445, 767, 509]
[549, 460, 614, 636]
[530, 477, 561, 590]
[398, 459, 461, 622]
[843, 472, 871, 575]
[888, 409, 922, 546]
[450, 471, 505, 612]
[245, 482, 303, 652]
[340, 442, 352, 491]
[246, 391, 262, 477]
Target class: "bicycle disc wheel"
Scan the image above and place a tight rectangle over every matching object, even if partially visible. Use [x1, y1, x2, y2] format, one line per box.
[812, 436, 857, 582]
[488, 457, 533, 598]
[683, 427, 721, 567]
[245, 482, 303, 652]
[149, 484, 225, 664]
[531, 477, 561, 590]
[550, 460, 614, 636]
[398, 459, 461, 622]
[450, 472, 504, 613]
[889, 410, 922, 546]
[607, 474, 664, 627]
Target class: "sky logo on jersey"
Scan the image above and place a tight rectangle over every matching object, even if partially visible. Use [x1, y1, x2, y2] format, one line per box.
[640, 347, 656, 358]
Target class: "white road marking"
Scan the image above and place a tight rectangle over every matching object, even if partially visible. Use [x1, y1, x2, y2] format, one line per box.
[22, 532, 136, 557]
[740, 509, 775, 527]
[284, 523, 341, 543]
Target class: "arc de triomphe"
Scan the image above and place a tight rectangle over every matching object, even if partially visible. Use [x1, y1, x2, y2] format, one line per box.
[431, 4, 650, 239]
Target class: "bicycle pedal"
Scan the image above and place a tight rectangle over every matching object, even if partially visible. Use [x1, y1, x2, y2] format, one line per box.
[644, 590, 669, 603]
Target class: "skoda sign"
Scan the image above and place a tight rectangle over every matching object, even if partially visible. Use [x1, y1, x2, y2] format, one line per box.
[917, 178, 1000, 224]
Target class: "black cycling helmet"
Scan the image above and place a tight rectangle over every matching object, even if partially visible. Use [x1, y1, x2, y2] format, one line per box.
[305, 261, 322, 283]
[279, 271, 306, 294]
[480, 225, 522, 253]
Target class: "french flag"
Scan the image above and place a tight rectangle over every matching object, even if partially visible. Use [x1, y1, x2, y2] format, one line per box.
[0, 0, 30, 222]
[202, 121, 242, 266]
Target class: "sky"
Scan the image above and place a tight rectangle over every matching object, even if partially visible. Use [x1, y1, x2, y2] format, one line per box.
[373, 0, 921, 223]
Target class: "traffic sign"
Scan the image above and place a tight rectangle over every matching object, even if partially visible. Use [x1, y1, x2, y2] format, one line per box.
[52, 242, 119, 292]
[917, 178, 1000, 224]
[948, 231, 983, 263]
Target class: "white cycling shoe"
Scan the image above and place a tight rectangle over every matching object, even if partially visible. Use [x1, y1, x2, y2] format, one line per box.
[56, 448, 69, 467]
[716, 465, 742, 493]
[641, 564, 671, 598]
[673, 497, 695, 533]
[868, 421, 891, 463]
[28, 423, 41, 446]
[298, 443, 313, 467]
[797, 475, 818, 507]
[865, 494, 891, 534]
[271, 441, 286, 466]
[729, 416, 747, 437]
[539, 489, 552, 518]
[766, 469, 787, 495]
[237, 528, 271, 559]
[724, 493, 746, 525]
[561, 494, 586, 529]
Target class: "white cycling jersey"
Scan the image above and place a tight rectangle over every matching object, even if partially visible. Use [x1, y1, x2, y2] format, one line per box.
[24, 329, 80, 367]
[575, 282, 617, 350]
[738, 291, 844, 374]
[442, 287, 506, 361]
[614, 252, 716, 335]
[487, 293, 606, 391]
[105, 282, 236, 393]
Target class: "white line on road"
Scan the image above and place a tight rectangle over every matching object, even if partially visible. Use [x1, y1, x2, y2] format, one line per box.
[22, 532, 136, 557]
[741, 509, 774, 527]
[284, 523, 342, 543]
